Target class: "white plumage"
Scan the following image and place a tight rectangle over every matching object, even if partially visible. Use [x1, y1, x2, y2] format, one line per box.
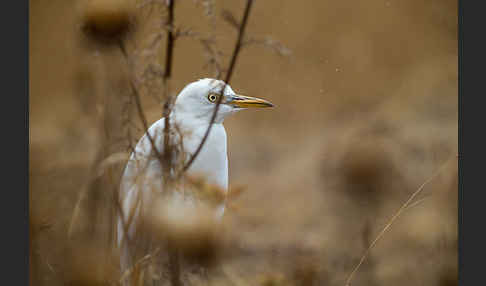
[116, 78, 273, 280]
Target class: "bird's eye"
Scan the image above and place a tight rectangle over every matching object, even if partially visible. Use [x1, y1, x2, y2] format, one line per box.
[208, 93, 219, 103]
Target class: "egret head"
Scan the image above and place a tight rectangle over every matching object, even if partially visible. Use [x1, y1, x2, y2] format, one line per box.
[173, 78, 273, 124]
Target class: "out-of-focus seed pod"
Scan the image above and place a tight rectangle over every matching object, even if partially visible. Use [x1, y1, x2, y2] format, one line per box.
[333, 134, 401, 207]
[79, 0, 135, 44]
[147, 194, 223, 265]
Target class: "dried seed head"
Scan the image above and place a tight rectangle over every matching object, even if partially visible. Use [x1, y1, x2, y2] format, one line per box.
[147, 195, 223, 265]
[338, 137, 396, 203]
[80, 0, 135, 44]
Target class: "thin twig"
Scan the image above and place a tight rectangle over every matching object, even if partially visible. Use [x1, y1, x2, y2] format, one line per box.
[344, 156, 455, 286]
[182, 0, 254, 173]
[160, 0, 175, 180]
[163, 0, 175, 80]
[117, 4, 183, 282]
[130, 80, 164, 162]
[403, 196, 429, 211]
[120, 51, 163, 273]
[160, 2, 182, 286]
[200, 37, 224, 78]
[118, 39, 165, 164]
[119, 247, 161, 283]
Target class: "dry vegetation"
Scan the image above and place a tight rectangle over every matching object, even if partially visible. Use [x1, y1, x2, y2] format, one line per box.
[30, 0, 457, 285]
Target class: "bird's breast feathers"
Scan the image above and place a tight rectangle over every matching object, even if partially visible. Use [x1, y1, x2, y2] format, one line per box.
[185, 123, 228, 191]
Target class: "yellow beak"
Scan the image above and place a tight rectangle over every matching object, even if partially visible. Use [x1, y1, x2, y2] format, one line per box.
[230, 94, 274, 108]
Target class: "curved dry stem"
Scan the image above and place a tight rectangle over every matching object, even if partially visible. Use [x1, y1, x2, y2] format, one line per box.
[345, 156, 455, 286]
[119, 247, 161, 283]
[182, 0, 254, 174]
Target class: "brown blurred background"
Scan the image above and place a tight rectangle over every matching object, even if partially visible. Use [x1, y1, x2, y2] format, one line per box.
[30, 0, 457, 285]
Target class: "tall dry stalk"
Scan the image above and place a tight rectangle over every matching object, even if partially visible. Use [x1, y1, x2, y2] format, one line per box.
[345, 156, 456, 286]
[115, 1, 259, 285]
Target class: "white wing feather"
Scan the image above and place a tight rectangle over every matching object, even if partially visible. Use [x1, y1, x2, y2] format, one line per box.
[117, 118, 167, 276]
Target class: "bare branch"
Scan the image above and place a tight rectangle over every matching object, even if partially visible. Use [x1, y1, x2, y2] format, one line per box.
[117, 39, 165, 170]
[163, 0, 175, 80]
[160, 2, 183, 286]
[200, 37, 224, 78]
[130, 81, 164, 162]
[173, 27, 200, 40]
[163, 26, 224, 77]
[182, 0, 255, 173]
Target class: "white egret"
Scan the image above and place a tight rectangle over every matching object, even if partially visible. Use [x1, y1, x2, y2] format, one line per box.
[117, 78, 273, 280]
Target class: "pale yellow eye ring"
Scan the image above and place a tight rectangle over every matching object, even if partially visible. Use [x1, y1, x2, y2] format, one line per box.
[208, 93, 218, 102]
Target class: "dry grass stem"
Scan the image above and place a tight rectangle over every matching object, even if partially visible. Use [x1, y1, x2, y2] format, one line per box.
[183, 0, 255, 173]
[344, 156, 456, 286]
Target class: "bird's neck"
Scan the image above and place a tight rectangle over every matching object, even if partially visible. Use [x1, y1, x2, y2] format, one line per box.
[170, 109, 224, 130]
